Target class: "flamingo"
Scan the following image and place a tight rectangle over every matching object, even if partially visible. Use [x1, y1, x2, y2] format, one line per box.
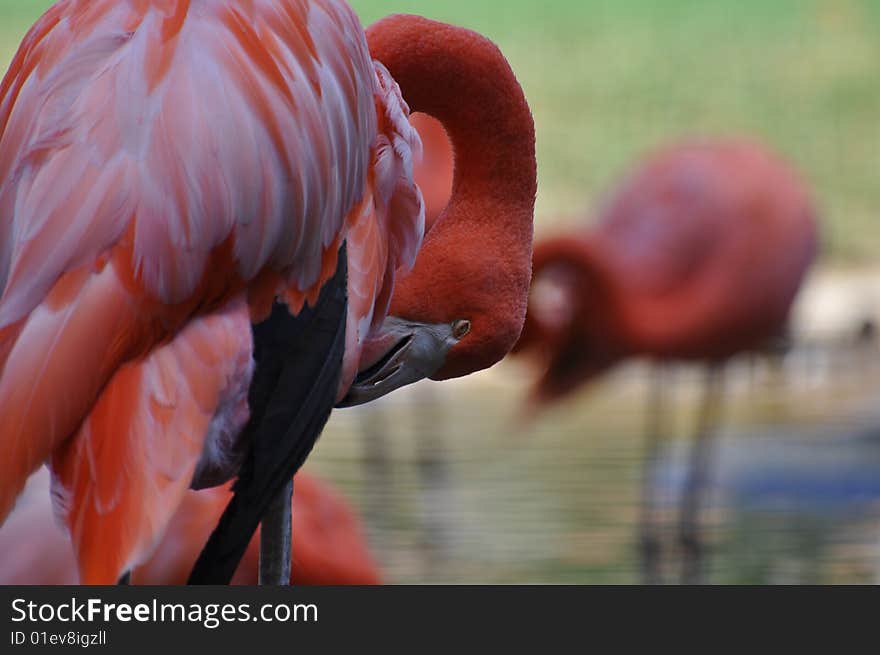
[0, 470, 381, 585]
[0, 3, 536, 585]
[514, 140, 818, 583]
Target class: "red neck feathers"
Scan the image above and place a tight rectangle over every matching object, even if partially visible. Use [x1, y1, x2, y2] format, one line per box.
[518, 235, 628, 401]
[367, 15, 537, 379]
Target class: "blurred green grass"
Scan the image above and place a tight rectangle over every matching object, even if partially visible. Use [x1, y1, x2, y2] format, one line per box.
[2, 0, 879, 262]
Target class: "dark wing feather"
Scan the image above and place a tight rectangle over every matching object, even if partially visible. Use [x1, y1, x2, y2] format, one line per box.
[188, 245, 348, 584]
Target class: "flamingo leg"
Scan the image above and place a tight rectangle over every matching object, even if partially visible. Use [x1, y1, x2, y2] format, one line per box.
[679, 363, 724, 585]
[362, 405, 393, 553]
[259, 479, 294, 586]
[639, 364, 667, 585]
[189, 246, 347, 585]
[415, 383, 453, 572]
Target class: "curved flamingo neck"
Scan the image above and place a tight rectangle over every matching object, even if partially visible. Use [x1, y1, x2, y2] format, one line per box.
[367, 15, 537, 379]
[368, 15, 535, 221]
[535, 236, 628, 352]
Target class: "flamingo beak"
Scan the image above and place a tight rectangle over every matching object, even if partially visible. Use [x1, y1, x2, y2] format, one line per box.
[337, 316, 464, 407]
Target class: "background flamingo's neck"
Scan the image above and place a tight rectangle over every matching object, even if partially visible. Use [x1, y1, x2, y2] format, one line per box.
[536, 236, 628, 355]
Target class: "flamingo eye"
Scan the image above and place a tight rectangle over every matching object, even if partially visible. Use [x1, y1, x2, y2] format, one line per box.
[452, 319, 471, 339]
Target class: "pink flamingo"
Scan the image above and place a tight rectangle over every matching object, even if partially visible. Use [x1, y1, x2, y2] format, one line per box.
[0, 470, 381, 585]
[516, 140, 818, 582]
[0, 3, 536, 584]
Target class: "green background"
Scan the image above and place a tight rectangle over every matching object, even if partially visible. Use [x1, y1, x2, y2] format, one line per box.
[3, 0, 879, 263]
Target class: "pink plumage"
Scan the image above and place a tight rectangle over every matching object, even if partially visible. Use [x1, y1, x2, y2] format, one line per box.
[0, 0, 423, 583]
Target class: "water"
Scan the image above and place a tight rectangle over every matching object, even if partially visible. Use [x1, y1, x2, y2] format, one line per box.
[307, 336, 880, 584]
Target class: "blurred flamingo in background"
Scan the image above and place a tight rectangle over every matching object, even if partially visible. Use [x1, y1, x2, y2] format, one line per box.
[0, 2, 536, 585]
[515, 140, 819, 583]
[0, 470, 380, 585]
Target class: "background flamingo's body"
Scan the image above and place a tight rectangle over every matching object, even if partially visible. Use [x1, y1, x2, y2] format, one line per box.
[520, 140, 819, 401]
[0, 470, 380, 585]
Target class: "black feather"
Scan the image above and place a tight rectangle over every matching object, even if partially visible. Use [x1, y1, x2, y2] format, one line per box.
[188, 244, 348, 584]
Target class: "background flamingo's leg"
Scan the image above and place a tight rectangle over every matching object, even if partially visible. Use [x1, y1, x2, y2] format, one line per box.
[416, 383, 453, 574]
[362, 405, 393, 556]
[639, 364, 668, 585]
[679, 364, 724, 585]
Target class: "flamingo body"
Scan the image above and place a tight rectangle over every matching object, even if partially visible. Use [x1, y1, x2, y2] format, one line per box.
[0, 0, 423, 583]
[521, 141, 819, 400]
[0, 470, 381, 585]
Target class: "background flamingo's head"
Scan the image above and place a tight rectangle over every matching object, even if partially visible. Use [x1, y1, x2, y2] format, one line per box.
[515, 236, 624, 405]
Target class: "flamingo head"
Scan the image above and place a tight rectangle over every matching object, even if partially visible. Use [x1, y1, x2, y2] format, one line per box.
[513, 235, 624, 406]
[338, 15, 536, 407]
